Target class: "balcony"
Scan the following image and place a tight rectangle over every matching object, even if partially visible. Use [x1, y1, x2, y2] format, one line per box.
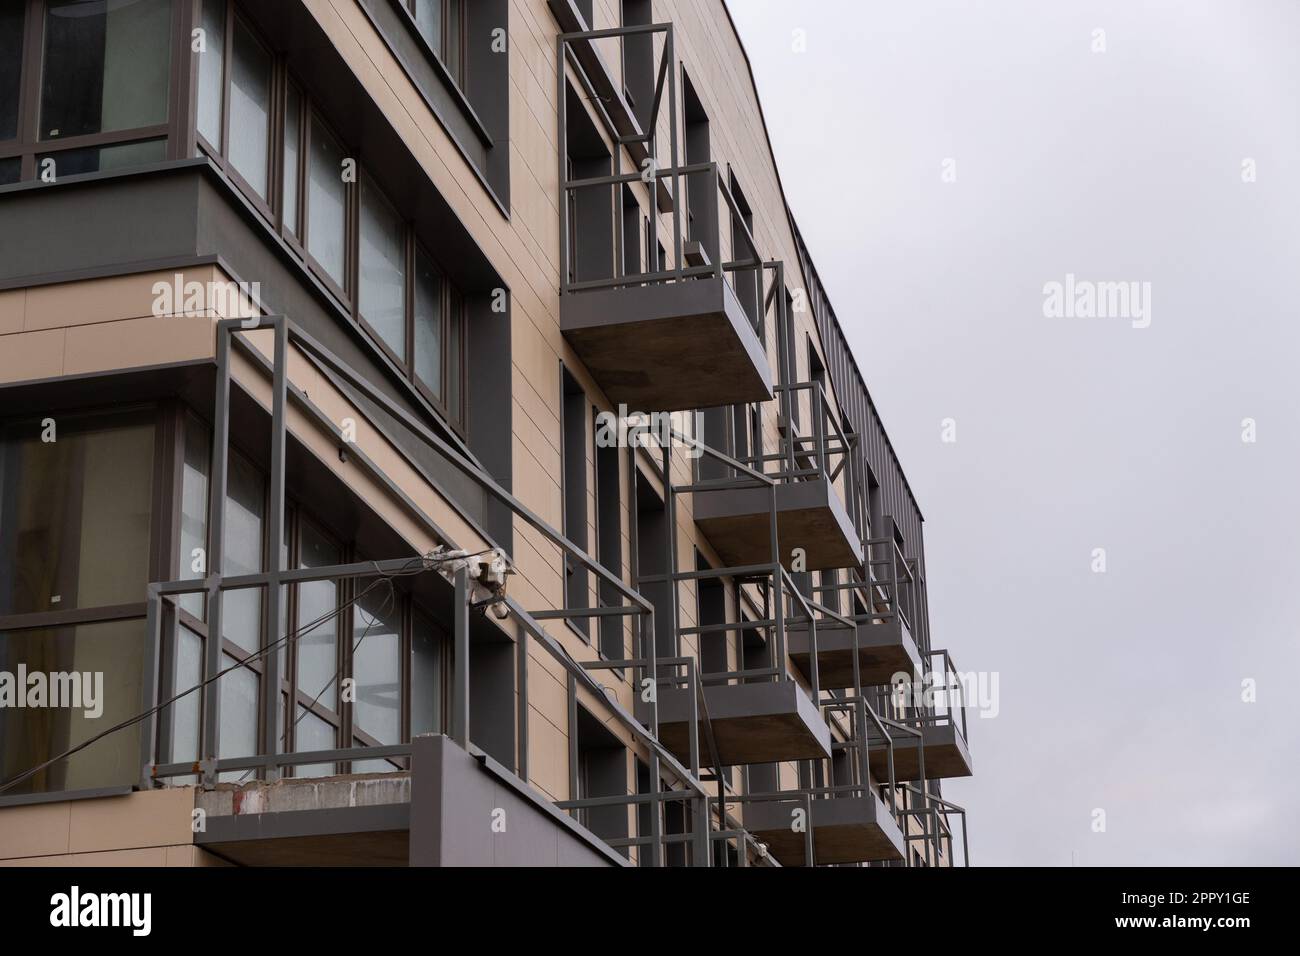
[560, 268, 773, 412]
[868, 652, 974, 782]
[868, 718, 973, 782]
[190, 735, 624, 867]
[691, 382, 864, 571]
[788, 617, 921, 690]
[558, 11, 775, 412]
[648, 564, 832, 768]
[559, 159, 775, 411]
[740, 697, 904, 865]
[744, 790, 905, 866]
[655, 679, 832, 767]
[788, 535, 922, 688]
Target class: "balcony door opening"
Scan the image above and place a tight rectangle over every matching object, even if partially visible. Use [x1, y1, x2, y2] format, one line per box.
[574, 705, 629, 855]
[682, 71, 716, 265]
[695, 552, 728, 681]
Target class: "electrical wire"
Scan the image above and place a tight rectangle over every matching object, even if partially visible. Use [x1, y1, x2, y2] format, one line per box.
[232, 572, 398, 785]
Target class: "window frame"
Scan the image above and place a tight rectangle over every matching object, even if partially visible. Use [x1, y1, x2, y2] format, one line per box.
[402, 0, 468, 91]
[0, 402, 175, 803]
[190, 5, 471, 435]
[168, 412, 450, 779]
[0, 0, 186, 182]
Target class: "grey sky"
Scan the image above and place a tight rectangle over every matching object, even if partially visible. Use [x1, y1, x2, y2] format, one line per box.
[728, 0, 1300, 865]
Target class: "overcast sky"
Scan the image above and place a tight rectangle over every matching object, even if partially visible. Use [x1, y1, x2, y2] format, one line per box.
[728, 0, 1300, 866]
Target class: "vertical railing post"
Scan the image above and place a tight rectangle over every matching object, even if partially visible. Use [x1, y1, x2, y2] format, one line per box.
[557, 35, 569, 294]
[138, 587, 162, 791]
[516, 629, 528, 779]
[666, 29, 682, 278]
[201, 321, 233, 788]
[451, 564, 470, 748]
[261, 317, 287, 777]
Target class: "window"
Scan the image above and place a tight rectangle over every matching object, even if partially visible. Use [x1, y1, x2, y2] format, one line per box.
[351, 580, 401, 748]
[1, 0, 174, 181]
[0, 0, 23, 141]
[359, 175, 408, 362]
[0, 408, 159, 797]
[39, 0, 171, 142]
[171, 417, 451, 780]
[414, 248, 467, 422]
[0, 411, 155, 616]
[38, 138, 164, 177]
[291, 516, 342, 777]
[282, 83, 302, 237]
[196, 0, 226, 146]
[227, 17, 272, 199]
[0, 620, 146, 794]
[414, 251, 443, 397]
[409, 0, 466, 87]
[196, 5, 273, 204]
[190, 9, 471, 432]
[306, 113, 348, 290]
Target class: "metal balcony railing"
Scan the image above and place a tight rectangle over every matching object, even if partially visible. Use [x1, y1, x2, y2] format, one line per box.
[136, 316, 738, 867]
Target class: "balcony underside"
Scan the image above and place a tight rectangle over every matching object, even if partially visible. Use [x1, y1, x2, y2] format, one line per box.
[193, 736, 624, 866]
[745, 792, 906, 866]
[693, 478, 863, 572]
[560, 277, 773, 412]
[868, 722, 973, 782]
[788, 617, 922, 689]
[655, 681, 832, 766]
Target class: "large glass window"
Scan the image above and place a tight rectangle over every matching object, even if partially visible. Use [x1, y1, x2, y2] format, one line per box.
[295, 519, 340, 713]
[0, 412, 155, 616]
[0, 619, 145, 795]
[410, 0, 466, 87]
[39, 0, 172, 141]
[221, 450, 264, 650]
[217, 651, 258, 779]
[307, 114, 348, 290]
[186, 9, 473, 433]
[282, 84, 302, 237]
[228, 18, 271, 199]
[413, 249, 443, 396]
[0, 0, 23, 141]
[167, 417, 449, 781]
[0, 408, 158, 799]
[196, 0, 226, 147]
[177, 416, 209, 620]
[412, 245, 466, 425]
[352, 582, 401, 747]
[359, 175, 408, 362]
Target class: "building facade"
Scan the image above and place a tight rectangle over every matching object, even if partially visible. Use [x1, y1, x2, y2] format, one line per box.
[0, 0, 970, 867]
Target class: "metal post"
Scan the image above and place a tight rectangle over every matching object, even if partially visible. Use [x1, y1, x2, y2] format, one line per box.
[451, 565, 470, 747]
[666, 29, 681, 277]
[261, 317, 287, 775]
[138, 586, 162, 791]
[516, 631, 528, 778]
[200, 321, 234, 788]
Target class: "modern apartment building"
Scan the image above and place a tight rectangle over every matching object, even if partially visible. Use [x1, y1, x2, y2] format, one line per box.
[0, 0, 971, 867]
